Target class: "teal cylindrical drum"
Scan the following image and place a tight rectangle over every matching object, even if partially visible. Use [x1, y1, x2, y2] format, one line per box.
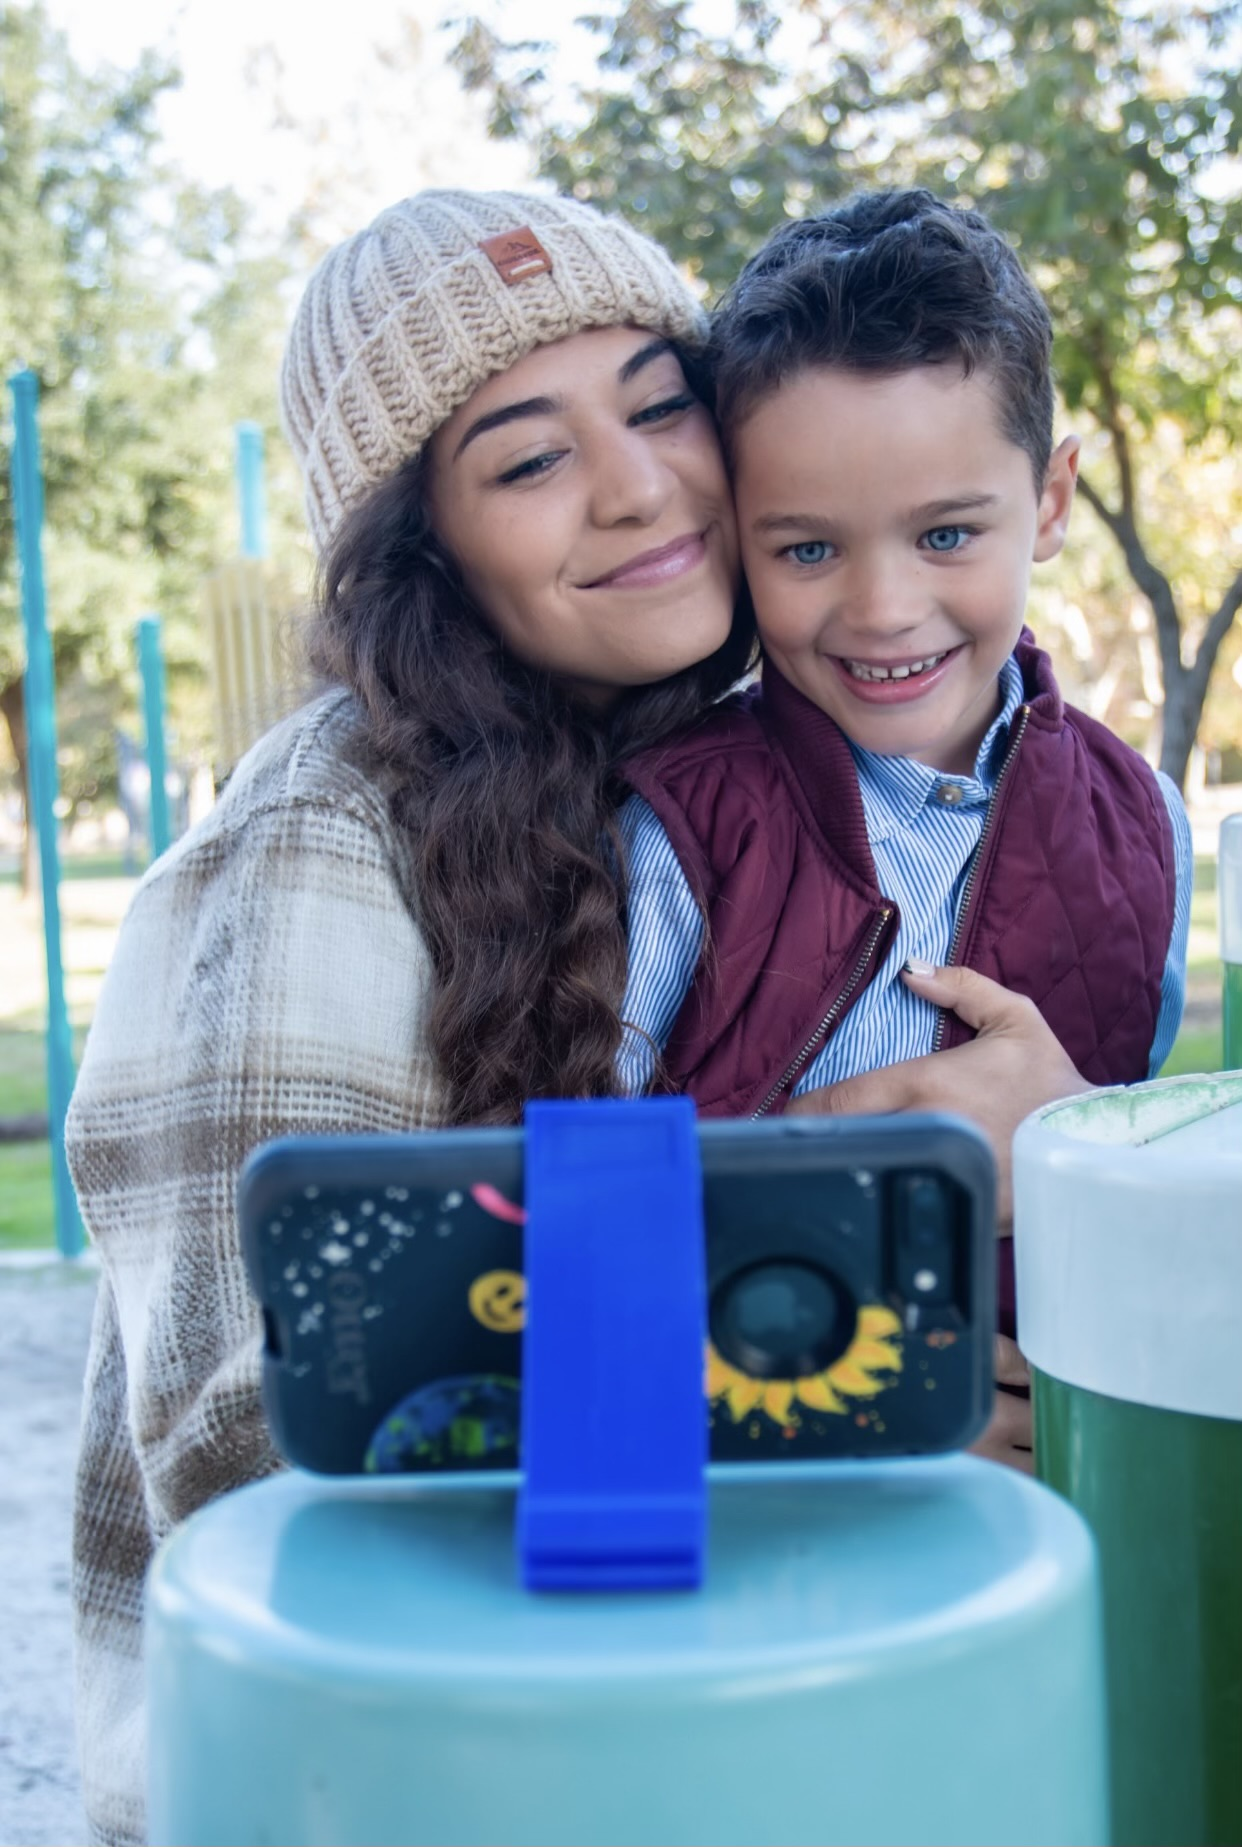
[147, 1460, 1107, 1846]
[1015, 1073, 1242, 1847]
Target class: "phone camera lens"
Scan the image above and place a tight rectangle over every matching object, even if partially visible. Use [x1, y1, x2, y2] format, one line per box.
[894, 1174, 956, 1308]
[906, 1178, 945, 1246]
[710, 1260, 852, 1380]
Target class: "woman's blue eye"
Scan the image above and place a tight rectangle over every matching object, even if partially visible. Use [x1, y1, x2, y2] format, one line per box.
[788, 540, 830, 566]
[924, 525, 970, 552]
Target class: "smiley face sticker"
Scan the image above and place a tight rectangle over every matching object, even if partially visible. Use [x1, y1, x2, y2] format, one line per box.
[468, 1269, 527, 1334]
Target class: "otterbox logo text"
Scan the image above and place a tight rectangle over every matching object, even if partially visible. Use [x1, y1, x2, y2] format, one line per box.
[326, 1270, 372, 1405]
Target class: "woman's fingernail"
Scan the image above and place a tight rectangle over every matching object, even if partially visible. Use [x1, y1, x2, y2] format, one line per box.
[903, 957, 936, 978]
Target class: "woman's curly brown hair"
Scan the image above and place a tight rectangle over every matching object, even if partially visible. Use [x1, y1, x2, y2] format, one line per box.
[307, 411, 754, 1126]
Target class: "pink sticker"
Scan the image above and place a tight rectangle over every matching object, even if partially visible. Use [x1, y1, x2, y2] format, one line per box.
[470, 1183, 527, 1225]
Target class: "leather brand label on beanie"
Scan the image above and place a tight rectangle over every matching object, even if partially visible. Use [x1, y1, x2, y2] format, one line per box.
[480, 227, 554, 285]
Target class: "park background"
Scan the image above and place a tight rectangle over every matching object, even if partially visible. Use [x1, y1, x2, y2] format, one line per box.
[0, 5, 1238, 1840]
[1, 0, 1240, 1248]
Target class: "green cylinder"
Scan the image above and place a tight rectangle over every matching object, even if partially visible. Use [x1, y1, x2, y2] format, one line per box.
[1015, 1075, 1242, 1847]
[1034, 1375, 1242, 1846]
[1223, 960, 1242, 1074]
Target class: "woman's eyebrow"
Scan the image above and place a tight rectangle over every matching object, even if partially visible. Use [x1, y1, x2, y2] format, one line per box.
[453, 340, 675, 461]
[454, 396, 562, 460]
[619, 337, 674, 383]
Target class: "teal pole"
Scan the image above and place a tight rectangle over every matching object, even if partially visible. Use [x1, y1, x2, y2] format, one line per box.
[9, 368, 84, 1257]
[236, 422, 266, 559]
[137, 615, 171, 861]
[1220, 814, 1242, 1070]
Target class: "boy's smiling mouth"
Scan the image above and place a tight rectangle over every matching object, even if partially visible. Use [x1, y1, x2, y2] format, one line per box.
[829, 643, 965, 704]
[842, 649, 951, 683]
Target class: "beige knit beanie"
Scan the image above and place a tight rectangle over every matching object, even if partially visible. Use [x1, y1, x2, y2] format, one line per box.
[280, 188, 708, 557]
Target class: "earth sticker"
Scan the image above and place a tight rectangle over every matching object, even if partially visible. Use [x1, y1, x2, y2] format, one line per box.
[365, 1374, 521, 1472]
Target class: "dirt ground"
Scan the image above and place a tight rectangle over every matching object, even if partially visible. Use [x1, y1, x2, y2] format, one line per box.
[0, 1256, 96, 1847]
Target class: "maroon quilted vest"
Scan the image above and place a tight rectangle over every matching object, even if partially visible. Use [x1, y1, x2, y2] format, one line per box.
[624, 637, 1176, 1332]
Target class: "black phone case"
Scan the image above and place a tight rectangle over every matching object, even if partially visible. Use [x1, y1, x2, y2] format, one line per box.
[240, 1113, 995, 1475]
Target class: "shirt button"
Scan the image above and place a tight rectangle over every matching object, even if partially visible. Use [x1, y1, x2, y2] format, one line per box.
[934, 783, 965, 806]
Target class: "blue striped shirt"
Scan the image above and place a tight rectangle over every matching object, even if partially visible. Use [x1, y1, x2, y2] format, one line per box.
[617, 653, 1193, 1098]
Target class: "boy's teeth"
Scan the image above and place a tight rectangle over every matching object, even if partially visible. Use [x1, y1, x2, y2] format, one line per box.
[846, 652, 947, 682]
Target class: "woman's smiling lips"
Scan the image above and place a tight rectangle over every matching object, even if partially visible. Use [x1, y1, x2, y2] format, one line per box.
[583, 530, 708, 590]
[829, 643, 965, 704]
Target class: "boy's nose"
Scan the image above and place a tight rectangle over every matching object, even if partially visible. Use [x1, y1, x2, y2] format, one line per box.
[840, 559, 927, 636]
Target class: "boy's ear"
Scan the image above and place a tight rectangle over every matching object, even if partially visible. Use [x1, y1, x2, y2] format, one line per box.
[1032, 435, 1080, 562]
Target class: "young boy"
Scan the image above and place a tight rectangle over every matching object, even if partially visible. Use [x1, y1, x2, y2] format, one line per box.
[619, 189, 1192, 1266]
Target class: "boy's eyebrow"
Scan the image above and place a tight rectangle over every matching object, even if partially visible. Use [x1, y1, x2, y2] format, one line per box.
[750, 512, 833, 534]
[908, 493, 1001, 521]
[751, 494, 1001, 535]
[453, 340, 675, 461]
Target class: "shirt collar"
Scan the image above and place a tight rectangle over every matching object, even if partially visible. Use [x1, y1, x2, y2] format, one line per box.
[849, 653, 1025, 842]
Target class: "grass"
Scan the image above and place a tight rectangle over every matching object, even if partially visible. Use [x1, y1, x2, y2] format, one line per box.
[0, 1140, 60, 1250]
[1159, 1025, 1224, 1079]
[0, 1028, 90, 1248]
[0, 849, 142, 885]
[0, 855, 1231, 1252]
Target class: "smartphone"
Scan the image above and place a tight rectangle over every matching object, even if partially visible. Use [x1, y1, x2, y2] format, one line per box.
[239, 1113, 995, 1475]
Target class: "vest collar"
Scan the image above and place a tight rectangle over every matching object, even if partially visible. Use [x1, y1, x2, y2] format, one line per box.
[759, 662, 875, 875]
[757, 629, 1064, 872]
[1014, 628, 1064, 724]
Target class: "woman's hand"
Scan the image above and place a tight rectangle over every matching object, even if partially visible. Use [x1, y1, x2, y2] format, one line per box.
[969, 1332, 1034, 1474]
[784, 963, 1091, 1227]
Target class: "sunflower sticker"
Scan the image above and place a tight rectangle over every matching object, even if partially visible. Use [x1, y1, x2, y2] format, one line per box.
[706, 1302, 903, 1429]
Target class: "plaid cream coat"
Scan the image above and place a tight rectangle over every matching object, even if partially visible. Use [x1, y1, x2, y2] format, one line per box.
[67, 692, 444, 1845]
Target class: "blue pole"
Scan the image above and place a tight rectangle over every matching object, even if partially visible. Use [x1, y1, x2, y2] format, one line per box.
[235, 421, 266, 560]
[9, 368, 84, 1258]
[137, 615, 171, 861]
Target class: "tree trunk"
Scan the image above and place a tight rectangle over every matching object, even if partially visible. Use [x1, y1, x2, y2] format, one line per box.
[0, 673, 36, 896]
[1078, 470, 1242, 797]
[1157, 669, 1201, 793]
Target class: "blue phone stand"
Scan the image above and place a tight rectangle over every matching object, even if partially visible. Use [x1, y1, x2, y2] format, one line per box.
[518, 1097, 707, 1589]
[147, 1101, 1109, 1845]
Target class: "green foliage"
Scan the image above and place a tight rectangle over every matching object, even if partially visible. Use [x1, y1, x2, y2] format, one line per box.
[453, 2, 858, 293]
[455, 0, 1242, 785]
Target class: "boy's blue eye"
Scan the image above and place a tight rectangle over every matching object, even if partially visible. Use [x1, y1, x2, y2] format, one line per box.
[924, 525, 970, 552]
[787, 540, 831, 566]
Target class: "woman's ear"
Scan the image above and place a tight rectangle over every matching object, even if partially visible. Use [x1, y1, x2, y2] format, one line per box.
[1032, 435, 1080, 563]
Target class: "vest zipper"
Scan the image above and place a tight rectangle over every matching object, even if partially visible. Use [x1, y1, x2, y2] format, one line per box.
[931, 703, 1031, 1054]
[751, 905, 895, 1118]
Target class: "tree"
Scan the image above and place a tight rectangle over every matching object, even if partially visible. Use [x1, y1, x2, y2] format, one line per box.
[454, 0, 1242, 787]
[0, 4, 302, 880]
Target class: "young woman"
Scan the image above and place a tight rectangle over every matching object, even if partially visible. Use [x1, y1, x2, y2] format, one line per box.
[66, 188, 753, 1847]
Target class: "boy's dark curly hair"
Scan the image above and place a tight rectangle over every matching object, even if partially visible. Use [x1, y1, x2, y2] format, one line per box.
[307, 369, 755, 1127]
[710, 188, 1055, 486]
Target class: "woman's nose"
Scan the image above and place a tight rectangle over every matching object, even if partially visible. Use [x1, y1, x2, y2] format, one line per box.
[587, 428, 671, 528]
